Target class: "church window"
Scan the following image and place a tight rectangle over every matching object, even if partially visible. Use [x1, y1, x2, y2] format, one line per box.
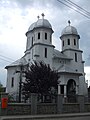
[45, 33, 47, 40]
[11, 77, 14, 87]
[63, 40, 64, 46]
[45, 48, 47, 58]
[38, 32, 40, 39]
[75, 53, 77, 62]
[67, 39, 70, 45]
[74, 39, 76, 45]
[32, 37, 33, 46]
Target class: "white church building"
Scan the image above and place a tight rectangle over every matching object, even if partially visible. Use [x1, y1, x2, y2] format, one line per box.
[6, 14, 87, 101]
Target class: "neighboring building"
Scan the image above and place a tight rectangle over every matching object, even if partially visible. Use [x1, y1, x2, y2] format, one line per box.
[5, 14, 88, 101]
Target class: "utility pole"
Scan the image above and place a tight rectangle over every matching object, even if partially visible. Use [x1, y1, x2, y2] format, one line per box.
[18, 65, 23, 103]
[16, 63, 28, 102]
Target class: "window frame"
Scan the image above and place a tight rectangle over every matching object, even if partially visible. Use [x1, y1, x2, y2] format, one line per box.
[74, 39, 76, 45]
[75, 53, 77, 62]
[45, 33, 47, 40]
[32, 37, 33, 46]
[45, 48, 47, 58]
[63, 40, 64, 46]
[67, 39, 70, 45]
[11, 77, 14, 88]
[38, 32, 40, 39]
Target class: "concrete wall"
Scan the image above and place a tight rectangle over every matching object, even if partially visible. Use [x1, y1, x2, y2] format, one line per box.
[63, 103, 80, 113]
[37, 103, 57, 114]
[1, 103, 31, 116]
[1, 102, 90, 116]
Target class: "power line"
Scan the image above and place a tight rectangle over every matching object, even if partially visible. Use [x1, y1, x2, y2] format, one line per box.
[64, 0, 90, 17]
[56, 0, 90, 19]
[67, 0, 90, 16]
[0, 57, 12, 63]
[0, 54, 14, 61]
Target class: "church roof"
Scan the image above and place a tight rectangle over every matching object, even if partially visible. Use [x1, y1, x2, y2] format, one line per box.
[53, 49, 72, 60]
[61, 25, 78, 36]
[5, 57, 28, 69]
[58, 64, 82, 75]
[60, 21, 80, 39]
[28, 19, 52, 32]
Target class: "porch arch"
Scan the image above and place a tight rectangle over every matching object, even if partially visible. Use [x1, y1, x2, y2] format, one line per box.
[67, 79, 76, 102]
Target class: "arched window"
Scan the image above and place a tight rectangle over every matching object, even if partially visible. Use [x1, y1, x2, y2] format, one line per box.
[45, 33, 47, 40]
[38, 32, 40, 39]
[74, 39, 76, 45]
[68, 39, 70, 45]
[75, 53, 77, 62]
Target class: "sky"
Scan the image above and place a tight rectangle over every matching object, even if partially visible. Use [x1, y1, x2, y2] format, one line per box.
[0, 0, 90, 87]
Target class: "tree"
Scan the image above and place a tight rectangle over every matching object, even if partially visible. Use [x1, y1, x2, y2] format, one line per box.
[0, 82, 3, 101]
[22, 61, 59, 101]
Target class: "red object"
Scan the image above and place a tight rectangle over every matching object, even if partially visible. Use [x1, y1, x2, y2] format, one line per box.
[1, 98, 8, 109]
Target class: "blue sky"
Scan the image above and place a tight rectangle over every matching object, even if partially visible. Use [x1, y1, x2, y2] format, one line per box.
[0, 0, 90, 86]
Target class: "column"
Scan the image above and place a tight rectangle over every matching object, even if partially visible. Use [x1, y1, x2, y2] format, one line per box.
[64, 85, 67, 103]
[76, 85, 79, 95]
[58, 84, 61, 95]
[64, 85, 66, 97]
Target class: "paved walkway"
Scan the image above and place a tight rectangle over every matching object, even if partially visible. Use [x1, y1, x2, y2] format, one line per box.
[0, 112, 90, 120]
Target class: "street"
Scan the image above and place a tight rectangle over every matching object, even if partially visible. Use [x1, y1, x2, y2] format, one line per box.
[0, 113, 90, 120]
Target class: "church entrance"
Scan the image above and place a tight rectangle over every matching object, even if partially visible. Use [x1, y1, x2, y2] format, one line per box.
[67, 79, 76, 103]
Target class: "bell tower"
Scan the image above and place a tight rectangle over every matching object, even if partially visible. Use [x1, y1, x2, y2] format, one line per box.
[60, 20, 80, 52]
[60, 21, 84, 73]
[25, 14, 54, 67]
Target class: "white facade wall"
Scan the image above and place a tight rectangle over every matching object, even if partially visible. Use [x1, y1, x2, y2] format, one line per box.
[61, 35, 79, 51]
[6, 67, 20, 98]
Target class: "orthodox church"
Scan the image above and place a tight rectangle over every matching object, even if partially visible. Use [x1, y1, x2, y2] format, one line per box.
[6, 13, 87, 101]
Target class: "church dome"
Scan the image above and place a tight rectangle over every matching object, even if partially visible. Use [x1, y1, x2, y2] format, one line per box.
[60, 21, 80, 39]
[61, 26, 78, 36]
[28, 19, 52, 32]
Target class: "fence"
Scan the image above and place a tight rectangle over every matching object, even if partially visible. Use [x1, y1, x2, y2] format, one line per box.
[0, 93, 90, 116]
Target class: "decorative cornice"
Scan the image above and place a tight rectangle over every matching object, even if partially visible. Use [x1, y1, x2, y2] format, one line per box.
[62, 48, 83, 53]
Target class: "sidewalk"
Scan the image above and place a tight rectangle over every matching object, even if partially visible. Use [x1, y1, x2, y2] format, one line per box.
[1, 112, 90, 120]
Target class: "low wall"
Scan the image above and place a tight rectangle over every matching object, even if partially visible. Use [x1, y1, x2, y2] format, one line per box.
[37, 103, 57, 114]
[85, 103, 90, 112]
[1, 103, 31, 116]
[1, 102, 90, 115]
[63, 103, 80, 113]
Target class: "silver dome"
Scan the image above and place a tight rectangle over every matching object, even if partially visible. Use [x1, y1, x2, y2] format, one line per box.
[61, 25, 78, 36]
[28, 19, 52, 31]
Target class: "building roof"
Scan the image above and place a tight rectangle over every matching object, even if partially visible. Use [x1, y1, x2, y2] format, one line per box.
[28, 19, 52, 32]
[53, 49, 72, 60]
[58, 64, 82, 75]
[60, 24, 80, 39]
[5, 57, 28, 69]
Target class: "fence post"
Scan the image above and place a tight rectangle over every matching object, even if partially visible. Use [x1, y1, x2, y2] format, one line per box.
[77, 95, 85, 112]
[31, 93, 37, 115]
[57, 94, 63, 114]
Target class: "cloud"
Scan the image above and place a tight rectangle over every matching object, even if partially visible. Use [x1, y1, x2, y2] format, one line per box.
[0, 0, 90, 86]
[77, 20, 90, 66]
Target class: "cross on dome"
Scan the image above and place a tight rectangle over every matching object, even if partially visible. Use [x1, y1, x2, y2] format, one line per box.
[68, 20, 71, 26]
[41, 13, 45, 19]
